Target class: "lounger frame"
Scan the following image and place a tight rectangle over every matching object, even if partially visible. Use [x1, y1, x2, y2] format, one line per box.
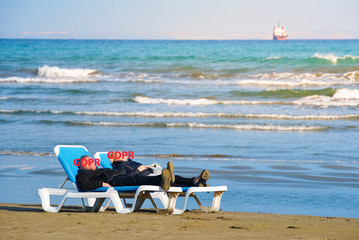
[37, 145, 180, 214]
[95, 152, 228, 214]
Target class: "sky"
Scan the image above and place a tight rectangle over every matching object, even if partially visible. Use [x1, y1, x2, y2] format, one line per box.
[1, 0, 359, 40]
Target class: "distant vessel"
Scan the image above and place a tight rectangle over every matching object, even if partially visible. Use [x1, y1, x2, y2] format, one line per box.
[273, 21, 288, 40]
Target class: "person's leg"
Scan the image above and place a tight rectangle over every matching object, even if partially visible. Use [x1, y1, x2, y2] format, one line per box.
[172, 175, 195, 187]
[172, 170, 210, 187]
[109, 169, 172, 191]
[167, 162, 175, 183]
[109, 174, 162, 186]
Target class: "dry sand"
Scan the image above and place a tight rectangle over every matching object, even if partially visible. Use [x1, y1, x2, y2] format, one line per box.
[0, 203, 358, 240]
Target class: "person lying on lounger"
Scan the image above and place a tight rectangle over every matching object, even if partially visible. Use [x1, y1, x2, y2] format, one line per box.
[76, 155, 209, 191]
[109, 152, 156, 176]
[110, 153, 209, 188]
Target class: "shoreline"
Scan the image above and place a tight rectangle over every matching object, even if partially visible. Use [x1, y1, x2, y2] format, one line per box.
[1, 203, 358, 239]
[1, 154, 359, 218]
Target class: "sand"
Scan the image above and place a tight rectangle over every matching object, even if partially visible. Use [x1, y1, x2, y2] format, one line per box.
[0, 203, 358, 240]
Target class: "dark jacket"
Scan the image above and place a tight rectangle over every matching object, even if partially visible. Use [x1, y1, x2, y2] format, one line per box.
[112, 159, 152, 176]
[76, 168, 124, 191]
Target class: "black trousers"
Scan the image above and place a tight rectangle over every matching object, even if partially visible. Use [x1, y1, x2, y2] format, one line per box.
[108, 174, 195, 187]
[172, 175, 195, 187]
[109, 174, 162, 187]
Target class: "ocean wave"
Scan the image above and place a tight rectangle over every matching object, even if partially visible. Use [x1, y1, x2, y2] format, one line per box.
[0, 97, 10, 100]
[294, 89, 359, 106]
[237, 79, 341, 87]
[2, 109, 358, 120]
[134, 88, 359, 107]
[82, 69, 359, 86]
[128, 79, 164, 83]
[37, 65, 98, 78]
[264, 56, 281, 60]
[313, 53, 359, 63]
[246, 71, 359, 86]
[123, 71, 359, 86]
[230, 88, 336, 98]
[0, 77, 98, 84]
[57, 120, 327, 132]
[333, 88, 359, 99]
[0, 150, 54, 156]
[133, 96, 281, 105]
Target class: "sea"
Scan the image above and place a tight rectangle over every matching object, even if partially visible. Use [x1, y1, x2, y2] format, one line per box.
[0, 39, 358, 218]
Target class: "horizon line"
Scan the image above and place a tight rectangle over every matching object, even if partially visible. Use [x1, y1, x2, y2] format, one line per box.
[1, 37, 359, 41]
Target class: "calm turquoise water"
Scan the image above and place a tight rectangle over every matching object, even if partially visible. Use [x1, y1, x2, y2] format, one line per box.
[0, 39, 358, 217]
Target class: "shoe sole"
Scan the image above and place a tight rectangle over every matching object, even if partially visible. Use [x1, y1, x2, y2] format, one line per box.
[201, 170, 210, 181]
[167, 161, 175, 183]
[161, 169, 171, 191]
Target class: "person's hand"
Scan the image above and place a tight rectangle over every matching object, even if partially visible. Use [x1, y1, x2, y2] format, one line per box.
[137, 165, 149, 172]
[102, 182, 111, 187]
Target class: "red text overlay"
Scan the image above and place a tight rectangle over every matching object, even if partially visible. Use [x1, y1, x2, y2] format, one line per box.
[74, 158, 101, 167]
[107, 151, 134, 159]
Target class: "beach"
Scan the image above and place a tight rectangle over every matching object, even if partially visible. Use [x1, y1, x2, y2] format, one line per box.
[1, 0, 359, 237]
[1, 39, 359, 224]
[1, 203, 358, 240]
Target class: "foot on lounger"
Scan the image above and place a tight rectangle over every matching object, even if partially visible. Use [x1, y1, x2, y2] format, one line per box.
[161, 169, 171, 191]
[167, 161, 175, 183]
[194, 170, 210, 187]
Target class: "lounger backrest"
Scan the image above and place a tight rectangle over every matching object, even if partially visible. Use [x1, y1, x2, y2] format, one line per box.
[94, 152, 113, 169]
[54, 145, 91, 184]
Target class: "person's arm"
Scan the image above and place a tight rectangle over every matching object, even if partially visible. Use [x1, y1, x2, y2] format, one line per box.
[137, 165, 149, 172]
[76, 172, 103, 191]
[112, 162, 127, 175]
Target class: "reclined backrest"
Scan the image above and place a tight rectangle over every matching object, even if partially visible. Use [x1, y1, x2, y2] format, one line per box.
[54, 145, 91, 184]
[94, 152, 113, 169]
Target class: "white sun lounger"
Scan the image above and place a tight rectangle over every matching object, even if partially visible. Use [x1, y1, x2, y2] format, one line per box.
[37, 145, 182, 214]
[95, 152, 228, 214]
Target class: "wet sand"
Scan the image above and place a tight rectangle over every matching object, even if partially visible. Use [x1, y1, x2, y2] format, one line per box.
[0, 203, 358, 240]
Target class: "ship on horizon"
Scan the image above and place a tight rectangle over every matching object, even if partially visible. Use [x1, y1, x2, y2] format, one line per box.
[273, 21, 288, 40]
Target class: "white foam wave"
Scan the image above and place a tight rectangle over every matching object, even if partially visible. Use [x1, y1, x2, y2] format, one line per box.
[0, 97, 10, 100]
[238, 79, 340, 87]
[246, 71, 359, 87]
[1, 109, 358, 120]
[265, 56, 281, 60]
[134, 96, 280, 105]
[333, 88, 359, 99]
[37, 65, 98, 78]
[313, 53, 359, 63]
[294, 88, 359, 106]
[0, 77, 98, 84]
[134, 94, 359, 107]
[74, 111, 359, 120]
[119, 71, 359, 87]
[71, 121, 327, 132]
[169, 123, 327, 132]
[129, 79, 164, 83]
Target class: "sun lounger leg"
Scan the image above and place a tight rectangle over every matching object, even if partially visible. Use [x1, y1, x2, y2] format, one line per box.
[86, 198, 96, 207]
[38, 188, 58, 213]
[192, 191, 225, 212]
[145, 193, 160, 213]
[92, 198, 106, 212]
[99, 198, 111, 212]
[167, 192, 179, 215]
[55, 194, 70, 212]
[107, 190, 132, 213]
[211, 191, 224, 212]
[172, 188, 226, 214]
[134, 197, 145, 210]
[38, 188, 71, 213]
[150, 192, 169, 209]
